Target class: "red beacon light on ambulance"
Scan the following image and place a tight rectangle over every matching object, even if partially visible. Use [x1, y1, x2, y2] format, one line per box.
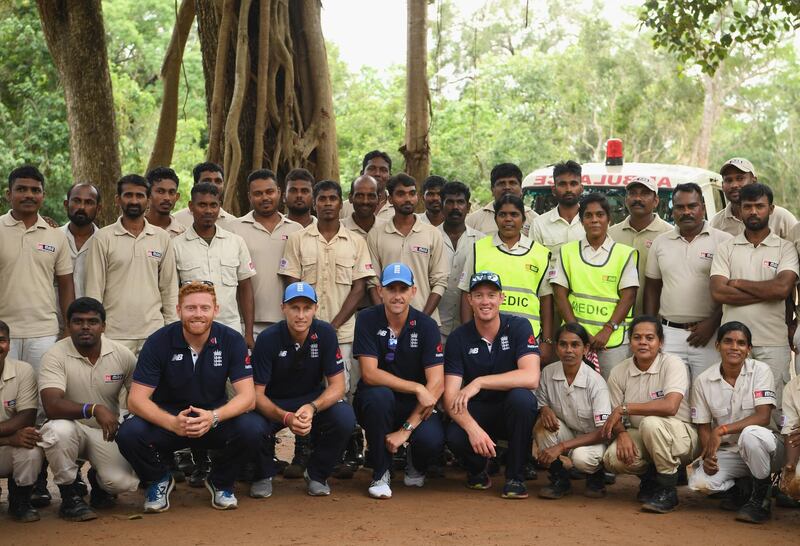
[605, 138, 623, 166]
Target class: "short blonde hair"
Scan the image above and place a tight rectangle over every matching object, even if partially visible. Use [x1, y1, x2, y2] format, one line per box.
[178, 281, 217, 305]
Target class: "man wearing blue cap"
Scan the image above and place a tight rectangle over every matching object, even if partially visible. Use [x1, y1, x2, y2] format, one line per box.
[445, 271, 540, 499]
[249, 282, 356, 498]
[353, 263, 445, 499]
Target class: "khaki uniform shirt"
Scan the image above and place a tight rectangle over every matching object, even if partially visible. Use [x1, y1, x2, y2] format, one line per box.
[608, 214, 672, 315]
[0, 213, 73, 337]
[229, 212, 302, 324]
[0, 358, 38, 422]
[537, 360, 612, 433]
[781, 375, 800, 435]
[173, 225, 255, 332]
[711, 203, 797, 239]
[789, 221, 800, 258]
[549, 236, 639, 290]
[341, 214, 386, 241]
[692, 359, 776, 447]
[437, 225, 484, 336]
[163, 215, 186, 238]
[366, 216, 448, 323]
[608, 352, 692, 427]
[39, 336, 136, 427]
[531, 206, 585, 269]
[279, 224, 375, 343]
[645, 223, 733, 323]
[465, 203, 537, 238]
[710, 231, 799, 347]
[340, 200, 395, 222]
[60, 223, 97, 298]
[173, 206, 237, 230]
[85, 218, 178, 340]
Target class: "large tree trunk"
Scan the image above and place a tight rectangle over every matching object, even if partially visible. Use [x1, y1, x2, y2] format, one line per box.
[148, 0, 196, 171]
[690, 71, 723, 169]
[402, 0, 431, 208]
[197, 0, 339, 215]
[37, 0, 121, 226]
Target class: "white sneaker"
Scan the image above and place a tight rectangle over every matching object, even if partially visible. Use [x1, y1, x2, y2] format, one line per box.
[404, 450, 425, 487]
[368, 470, 392, 499]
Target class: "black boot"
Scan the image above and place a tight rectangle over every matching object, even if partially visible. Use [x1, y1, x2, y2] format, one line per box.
[187, 449, 211, 488]
[88, 468, 116, 509]
[284, 434, 312, 479]
[636, 465, 658, 503]
[57, 482, 97, 522]
[7, 481, 40, 523]
[735, 477, 772, 524]
[30, 463, 51, 508]
[333, 427, 363, 479]
[175, 449, 195, 476]
[538, 459, 572, 499]
[720, 477, 752, 511]
[585, 468, 607, 498]
[74, 464, 88, 497]
[642, 472, 679, 513]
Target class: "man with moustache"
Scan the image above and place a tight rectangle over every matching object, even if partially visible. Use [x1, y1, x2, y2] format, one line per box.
[608, 176, 671, 316]
[285, 168, 316, 227]
[174, 162, 236, 229]
[145, 167, 185, 238]
[341, 151, 395, 221]
[417, 175, 445, 227]
[61, 183, 101, 299]
[341, 175, 385, 239]
[645, 183, 733, 380]
[466, 163, 538, 237]
[85, 174, 178, 355]
[531, 160, 585, 269]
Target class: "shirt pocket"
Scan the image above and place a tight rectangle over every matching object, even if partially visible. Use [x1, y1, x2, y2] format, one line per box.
[300, 256, 318, 284]
[741, 397, 755, 411]
[711, 405, 731, 421]
[220, 257, 239, 287]
[177, 260, 204, 283]
[335, 253, 356, 285]
[577, 408, 595, 430]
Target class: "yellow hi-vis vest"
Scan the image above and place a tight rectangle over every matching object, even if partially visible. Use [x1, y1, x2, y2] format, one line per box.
[559, 240, 637, 348]
[474, 236, 551, 337]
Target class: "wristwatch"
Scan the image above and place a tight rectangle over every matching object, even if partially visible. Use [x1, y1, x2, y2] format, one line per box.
[310, 402, 319, 415]
[401, 421, 415, 432]
[621, 403, 629, 417]
[211, 410, 220, 429]
[541, 337, 553, 345]
[606, 320, 620, 331]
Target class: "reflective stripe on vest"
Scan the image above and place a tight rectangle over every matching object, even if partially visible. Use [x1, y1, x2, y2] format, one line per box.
[474, 236, 551, 337]
[559, 240, 637, 348]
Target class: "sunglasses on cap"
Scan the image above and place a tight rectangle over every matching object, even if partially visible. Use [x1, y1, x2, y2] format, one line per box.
[181, 280, 214, 287]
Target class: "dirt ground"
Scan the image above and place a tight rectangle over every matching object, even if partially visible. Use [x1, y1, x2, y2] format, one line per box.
[3, 435, 799, 545]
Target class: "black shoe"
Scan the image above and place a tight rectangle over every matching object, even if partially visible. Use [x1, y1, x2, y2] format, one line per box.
[568, 467, 587, 480]
[523, 459, 538, 481]
[641, 473, 679, 513]
[88, 468, 117, 509]
[676, 465, 688, 486]
[175, 449, 196, 476]
[603, 471, 617, 485]
[187, 451, 211, 488]
[736, 477, 772, 524]
[775, 489, 800, 508]
[161, 451, 185, 483]
[57, 483, 97, 522]
[7, 482, 40, 523]
[636, 466, 658, 503]
[585, 469, 607, 498]
[30, 467, 51, 508]
[74, 466, 88, 497]
[284, 434, 312, 479]
[487, 457, 501, 476]
[538, 460, 571, 499]
[333, 428, 363, 479]
[720, 478, 752, 511]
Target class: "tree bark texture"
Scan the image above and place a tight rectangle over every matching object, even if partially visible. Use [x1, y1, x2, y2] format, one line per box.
[36, 0, 122, 226]
[198, 0, 339, 215]
[402, 0, 431, 207]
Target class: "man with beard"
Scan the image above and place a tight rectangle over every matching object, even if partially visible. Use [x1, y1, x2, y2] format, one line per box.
[341, 151, 395, 221]
[531, 161, 585, 270]
[116, 282, 263, 512]
[711, 183, 799, 424]
[174, 163, 236, 229]
[61, 183, 101, 298]
[285, 168, 316, 227]
[38, 298, 138, 521]
[367, 173, 448, 323]
[145, 167, 185, 238]
[711, 158, 796, 239]
[438, 181, 483, 343]
[644, 183, 733, 380]
[608, 176, 671, 316]
[417, 175, 445, 227]
[466, 163, 537, 237]
[85, 174, 178, 355]
[341, 175, 385, 239]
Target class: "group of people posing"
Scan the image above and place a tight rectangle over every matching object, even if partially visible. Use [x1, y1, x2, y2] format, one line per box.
[1, 151, 800, 527]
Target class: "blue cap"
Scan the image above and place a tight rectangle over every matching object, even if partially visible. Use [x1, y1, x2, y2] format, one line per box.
[469, 270, 502, 291]
[381, 262, 414, 287]
[283, 281, 317, 303]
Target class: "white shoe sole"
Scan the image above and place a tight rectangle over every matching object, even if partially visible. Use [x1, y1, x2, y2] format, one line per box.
[205, 480, 238, 510]
[368, 489, 392, 499]
[143, 478, 175, 514]
[404, 475, 425, 487]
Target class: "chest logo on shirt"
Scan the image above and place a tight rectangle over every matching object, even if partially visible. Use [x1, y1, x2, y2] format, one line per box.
[146, 250, 163, 259]
[524, 264, 540, 273]
[36, 243, 56, 253]
[762, 260, 778, 270]
[377, 329, 388, 337]
[645, 240, 653, 248]
[3, 399, 16, 408]
[649, 390, 664, 400]
[602, 275, 618, 283]
[104, 373, 123, 383]
[754, 389, 775, 399]
[411, 245, 429, 254]
[213, 350, 223, 367]
[410, 333, 419, 348]
[594, 413, 609, 425]
[468, 347, 479, 355]
[279, 350, 288, 357]
[281, 235, 289, 240]
[310, 343, 319, 358]
[699, 252, 714, 260]
[500, 335, 510, 351]
[171, 354, 184, 362]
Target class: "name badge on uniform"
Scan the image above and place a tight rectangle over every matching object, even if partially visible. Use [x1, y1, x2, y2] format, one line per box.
[525, 264, 539, 273]
[762, 260, 778, 270]
[3, 399, 16, 408]
[699, 252, 713, 260]
[213, 350, 223, 367]
[649, 390, 664, 400]
[146, 250, 162, 259]
[104, 373, 123, 383]
[602, 275, 617, 283]
[754, 389, 775, 400]
[594, 413, 609, 426]
[411, 245, 429, 254]
[36, 243, 56, 253]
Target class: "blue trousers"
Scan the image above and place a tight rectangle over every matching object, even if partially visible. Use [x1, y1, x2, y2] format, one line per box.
[446, 388, 537, 481]
[116, 411, 266, 489]
[354, 385, 444, 481]
[256, 394, 356, 482]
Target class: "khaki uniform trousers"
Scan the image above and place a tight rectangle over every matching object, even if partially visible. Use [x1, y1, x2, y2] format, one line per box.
[603, 416, 699, 475]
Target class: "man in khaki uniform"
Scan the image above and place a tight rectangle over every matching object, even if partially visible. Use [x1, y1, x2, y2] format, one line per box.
[174, 162, 236, 229]
[341, 175, 386, 239]
[85, 174, 178, 355]
[608, 176, 672, 316]
[417, 175, 445, 227]
[0, 320, 44, 522]
[230, 170, 302, 336]
[711, 158, 796, 239]
[466, 163, 537, 237]
[61, 183, 101, 298]
[145, 167, 185, 238]
[39, 298, 138, 521]
[1, 165, 74, 375]
[602, 316, 698, 513]
[285, 168, 316, 228]
[710, 183, 798, 421]
[645, 183, 733, 380]
[341, 151, 395, 222]
[366, 173, 448, 323]
[173, 183, 256, 346]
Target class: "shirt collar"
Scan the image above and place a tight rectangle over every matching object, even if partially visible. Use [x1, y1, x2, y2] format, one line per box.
[548, 206, 581, 226]
[65, 335, 116, 360]
[667, 221, 712, 240]
[1, 358, 19, 382]
[628, 353, 665, 377]
[306, 222, 350, 240]
[385, 215, 422, 234]
[491, 233, 533, 251]
[112, 217, 157, 237]
[1, 212, 50, 230]
[706, 358, 756, 382]
[581, 236, 615, 252]
[185, 224, 227, 241]
[732, 230, 780, 247]
[615, 214, 664, 233]
[551, 361, 589, 388]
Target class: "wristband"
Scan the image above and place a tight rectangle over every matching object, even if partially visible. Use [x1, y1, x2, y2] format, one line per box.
[719, 424, 728, 436]
[283, 412, 294, 426]
[82, 403, 89, 419]
[90, 404, 96, 417]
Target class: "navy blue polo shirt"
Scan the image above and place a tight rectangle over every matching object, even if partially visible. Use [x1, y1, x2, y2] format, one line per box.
[445, 314, 539, 403]
[252, 318, 344, 400]
[353, 304, 443, 385]
[133, 321, 252, 411]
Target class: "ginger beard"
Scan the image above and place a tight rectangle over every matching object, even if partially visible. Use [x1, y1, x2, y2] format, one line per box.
[178, 292, 219, 336]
